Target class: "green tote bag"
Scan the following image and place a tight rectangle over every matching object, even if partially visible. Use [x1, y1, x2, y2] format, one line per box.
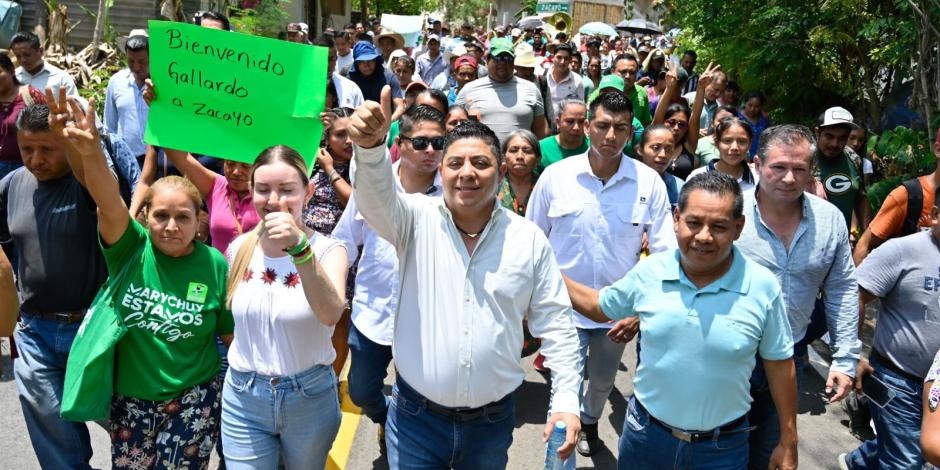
[60, 250, 141, 422]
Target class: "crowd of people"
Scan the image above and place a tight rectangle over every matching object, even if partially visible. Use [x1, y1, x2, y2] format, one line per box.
[0, 9, 938, 470]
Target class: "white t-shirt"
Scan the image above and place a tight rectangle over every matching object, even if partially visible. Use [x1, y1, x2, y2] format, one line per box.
[227, 232, 345, 376]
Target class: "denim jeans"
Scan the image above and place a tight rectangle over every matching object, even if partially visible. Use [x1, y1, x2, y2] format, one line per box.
[221, 364, 341, 469]
[577, 327, 625, 425]
[13, 313, 94, 469]
[618, 396, 749, 470]
[385, 378, 516, 470]
[347, 322, 393, 424]
[845, 354, 924, 469]
[747, 349, 804, 470]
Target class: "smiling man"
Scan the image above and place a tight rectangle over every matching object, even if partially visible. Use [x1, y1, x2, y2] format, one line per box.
[348, 87, 581, 470]
[737, 125, 860, 469]
[527, 91, 676, 457]
[581, 171, 798, 470]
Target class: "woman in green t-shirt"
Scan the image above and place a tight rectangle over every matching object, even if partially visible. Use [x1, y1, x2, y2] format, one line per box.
[49, 91, 234, 469]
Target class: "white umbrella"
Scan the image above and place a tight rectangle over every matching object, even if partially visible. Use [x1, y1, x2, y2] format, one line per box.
[579, 22, 617, 37]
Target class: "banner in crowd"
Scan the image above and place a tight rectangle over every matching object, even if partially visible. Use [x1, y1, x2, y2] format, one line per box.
[381, 14, 424, 47]
[144, 20, 327, 167]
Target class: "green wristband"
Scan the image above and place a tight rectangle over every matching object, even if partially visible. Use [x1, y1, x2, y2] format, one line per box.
[285, 232, 309, 256]
[292, 249, 315, 266]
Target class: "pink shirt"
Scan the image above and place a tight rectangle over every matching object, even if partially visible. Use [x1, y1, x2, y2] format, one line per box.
[206, 174, 260, 254]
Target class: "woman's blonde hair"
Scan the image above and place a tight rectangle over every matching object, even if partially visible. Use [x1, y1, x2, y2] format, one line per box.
[226, 145, 309, 307]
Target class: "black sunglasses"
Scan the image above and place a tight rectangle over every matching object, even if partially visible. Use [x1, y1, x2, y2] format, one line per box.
[400, 135, 445, 151]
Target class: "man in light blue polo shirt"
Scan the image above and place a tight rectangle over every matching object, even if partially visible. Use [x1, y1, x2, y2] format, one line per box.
[581, 172, 799, 469]
[104, 30, 149, 158]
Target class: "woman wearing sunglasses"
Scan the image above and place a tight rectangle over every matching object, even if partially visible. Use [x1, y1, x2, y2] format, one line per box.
[303, 107, 355, 377]
[652, 62, 721, 180]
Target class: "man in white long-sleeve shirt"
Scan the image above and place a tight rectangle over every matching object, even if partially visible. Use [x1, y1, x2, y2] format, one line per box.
[527, 91, 677, 457]
[331, 104, 445, 446]
[348, 86, 582, 470]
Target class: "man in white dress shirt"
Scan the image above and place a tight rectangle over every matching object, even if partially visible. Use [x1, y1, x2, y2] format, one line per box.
[348, 86, 582, 469]
[527, 91, 678, 457]
[332, 104, 445, 446]
[11, 32, 80, 100]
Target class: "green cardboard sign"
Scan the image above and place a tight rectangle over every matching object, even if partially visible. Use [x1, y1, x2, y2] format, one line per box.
[144, 20, 327, 168]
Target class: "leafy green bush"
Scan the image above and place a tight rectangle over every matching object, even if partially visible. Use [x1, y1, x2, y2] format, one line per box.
[867, 126, 936, 212]
[230, 0, 289, 39]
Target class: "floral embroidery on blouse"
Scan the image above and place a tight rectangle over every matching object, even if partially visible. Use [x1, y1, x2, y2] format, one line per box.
[926, 349, 940, 412]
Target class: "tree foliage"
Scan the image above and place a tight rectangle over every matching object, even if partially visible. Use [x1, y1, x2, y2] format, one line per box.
[666, 0, 939, 131]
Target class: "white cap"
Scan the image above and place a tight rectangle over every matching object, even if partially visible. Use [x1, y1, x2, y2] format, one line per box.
[819, 107, 857, 128]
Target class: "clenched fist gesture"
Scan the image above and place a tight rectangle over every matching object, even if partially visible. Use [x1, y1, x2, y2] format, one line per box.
[263, 196, 305, 252]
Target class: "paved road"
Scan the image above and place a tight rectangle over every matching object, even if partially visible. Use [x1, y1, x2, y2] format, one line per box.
[1, 336, 865, 470]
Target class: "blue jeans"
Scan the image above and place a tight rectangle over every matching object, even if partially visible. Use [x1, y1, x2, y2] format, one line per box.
[845, 354, 924, 469]
[385, 378, 516, 470]
[347, 322, 393, 424]
[747, 350, 804, 470]
[221, 364, 341, 469]
[618, 396, 749, 470]
[13, 313, 93, 469]
[577, 327, 624, 425]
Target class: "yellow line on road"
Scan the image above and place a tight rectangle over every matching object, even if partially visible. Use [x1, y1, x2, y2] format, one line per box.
[326, 364, 362, 470]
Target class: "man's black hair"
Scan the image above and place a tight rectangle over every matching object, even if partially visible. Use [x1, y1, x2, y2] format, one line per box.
[334, 31, 351, 41]
[343, 22, 355, 30]
[313, 34, 334, 48]
[683, 50, 697, 59]
[554, 42, 574, 56]
[612, 53, 639, 68]
[725, 80, 740, 92]
[355, 32, 372, 43]
[193, 10, 230, 30]
[16, 104, 51, 133]
[400, 104, 445, 138]
[589, 91, 633, 120]
[126, 35, 148, 52]
[443, 119, 503, 165]
[679, 171, 744, 219]
[11, 32, 40, 50]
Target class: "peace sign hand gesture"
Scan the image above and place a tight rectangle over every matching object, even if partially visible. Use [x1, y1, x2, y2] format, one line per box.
[697, 62, 721, 91]
[45, 86, 103, 160]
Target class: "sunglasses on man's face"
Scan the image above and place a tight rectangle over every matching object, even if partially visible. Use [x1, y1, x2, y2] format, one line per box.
[400, 135, 445, 151]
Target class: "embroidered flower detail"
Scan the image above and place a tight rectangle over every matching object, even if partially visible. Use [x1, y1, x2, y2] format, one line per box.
[262, 268, 277, 285]
[283, 272, 301, 288]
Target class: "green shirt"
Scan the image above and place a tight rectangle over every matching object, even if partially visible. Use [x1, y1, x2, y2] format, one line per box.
[539, 135, 590, 170]
[104, 219, 234, 401]
[695, 137, 721, 165]
[629, 84, 653, 126]
[816, 149, 863, 230]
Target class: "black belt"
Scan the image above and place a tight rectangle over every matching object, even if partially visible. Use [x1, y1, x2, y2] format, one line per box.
[396, 378, 511, 422]
[637, 399, 753, 443]
[22, 310, 87, 324]
[871, 349, 924, 382]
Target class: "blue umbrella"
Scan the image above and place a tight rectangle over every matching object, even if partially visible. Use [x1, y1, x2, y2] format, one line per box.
[578, 22, 617, 37]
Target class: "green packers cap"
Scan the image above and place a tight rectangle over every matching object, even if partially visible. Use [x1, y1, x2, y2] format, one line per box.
[588, 74, 626, 104]
[488, 38, 515, 58]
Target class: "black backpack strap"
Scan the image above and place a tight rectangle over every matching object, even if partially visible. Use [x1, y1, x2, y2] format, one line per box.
[901, 178, 923, 236]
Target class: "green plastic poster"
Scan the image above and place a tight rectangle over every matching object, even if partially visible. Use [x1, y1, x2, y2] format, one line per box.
[144, 20, 327, 168]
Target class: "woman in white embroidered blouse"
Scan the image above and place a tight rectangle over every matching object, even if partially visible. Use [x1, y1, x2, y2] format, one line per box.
[220, 145, 348, 470]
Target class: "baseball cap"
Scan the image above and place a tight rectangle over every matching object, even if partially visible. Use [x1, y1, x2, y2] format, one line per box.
[128, 28, 148, 38]
[427, 33, 441, 43]
[588, 75, 626, 104]
[454, 55, 478, 70]
[819, 107, 857, 129]
[488, 38, 514, 58]
[286, 22, 308, 34]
